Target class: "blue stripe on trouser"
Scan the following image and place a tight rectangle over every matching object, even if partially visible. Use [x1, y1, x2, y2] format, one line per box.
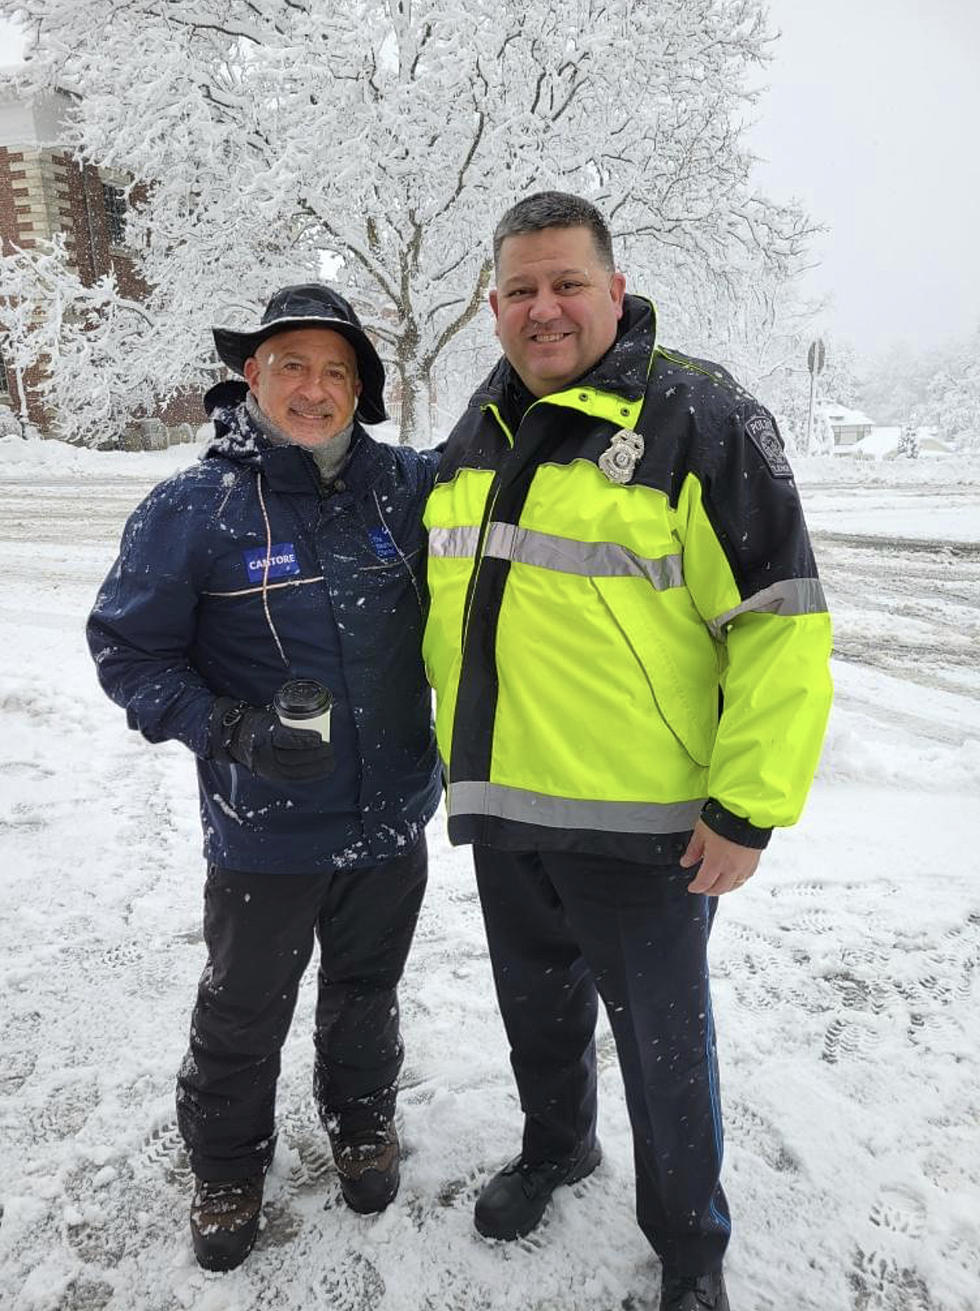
[702, 894, 731, 1236]
[473, 846, 731, 1275]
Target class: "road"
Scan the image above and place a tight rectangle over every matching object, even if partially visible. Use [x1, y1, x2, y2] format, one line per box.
[813, 529, 980, 702]
[3, 470, 977, 699]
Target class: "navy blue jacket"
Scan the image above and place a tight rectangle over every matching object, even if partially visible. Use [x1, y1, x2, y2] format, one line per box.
[87, 400, 442, 873]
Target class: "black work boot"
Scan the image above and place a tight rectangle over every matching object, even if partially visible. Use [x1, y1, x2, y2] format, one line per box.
[473, 1139, 602, 1240]
[190, 1175, 264, 1272]
[331, 1122, 400, 1214]
[660, 1271, 730, 1311]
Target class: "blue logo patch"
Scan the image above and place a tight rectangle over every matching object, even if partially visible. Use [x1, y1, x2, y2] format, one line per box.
[368, 526, 400, 563]
[242, 542, 301, 581]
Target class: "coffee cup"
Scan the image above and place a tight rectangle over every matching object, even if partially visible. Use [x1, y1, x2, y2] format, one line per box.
[273, 678, 333, 743]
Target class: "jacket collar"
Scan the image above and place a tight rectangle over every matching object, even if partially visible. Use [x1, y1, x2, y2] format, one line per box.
[470, 293, 657, 412]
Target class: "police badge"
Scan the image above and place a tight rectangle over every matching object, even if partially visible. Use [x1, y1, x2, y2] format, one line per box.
[598, 428, 644, 484]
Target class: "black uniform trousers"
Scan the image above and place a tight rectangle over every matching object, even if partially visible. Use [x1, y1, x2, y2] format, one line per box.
[176, 837, 427, 1182]
[474, 845, 730, 1277]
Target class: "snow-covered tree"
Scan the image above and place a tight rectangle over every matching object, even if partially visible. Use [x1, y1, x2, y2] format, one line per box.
[898, 422, 919, 459]
[859, 328, 980, 450]
[928, 329, 980, 451]
[691, 262, 817, 453]
[818, 336, 864, 411]
[0, 234, 168, 440]
[2, 0, 815, 444]
[860, 340, 931, 427]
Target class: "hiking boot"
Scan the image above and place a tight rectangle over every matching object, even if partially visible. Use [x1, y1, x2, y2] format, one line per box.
[473, 1139, 601, 1240]
[189, 1174, 263, 1272]
[660, 1270, 730, 1311]
[331, 1122, 400, 1213]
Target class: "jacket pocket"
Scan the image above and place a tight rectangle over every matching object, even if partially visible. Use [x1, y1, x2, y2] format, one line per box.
[590, 576, 718, 767]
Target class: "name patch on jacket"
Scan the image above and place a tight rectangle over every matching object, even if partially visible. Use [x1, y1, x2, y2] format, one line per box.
[242, 542, 301, 580]
[368, 526, 400, 563]
[744, 412, 793, 479]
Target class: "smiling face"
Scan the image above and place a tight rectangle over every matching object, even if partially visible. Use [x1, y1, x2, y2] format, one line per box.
[243, 327, 361, 447]
[489, 225, 627, 398]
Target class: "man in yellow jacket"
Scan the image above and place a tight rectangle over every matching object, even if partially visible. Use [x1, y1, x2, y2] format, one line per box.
[423, 192, 832, 1311]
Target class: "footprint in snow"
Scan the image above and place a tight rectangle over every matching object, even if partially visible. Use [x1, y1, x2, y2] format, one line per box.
[868, 1184, 927, 1239]
[848, 1246, 934, 1311]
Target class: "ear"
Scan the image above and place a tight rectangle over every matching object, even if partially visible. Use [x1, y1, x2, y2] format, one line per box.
[489, 288, 499, 321]
[610, 271, 627, 319]
[243, 356, 260, 392]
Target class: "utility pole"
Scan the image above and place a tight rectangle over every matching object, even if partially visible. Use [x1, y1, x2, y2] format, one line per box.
[805, 338, 826, 454]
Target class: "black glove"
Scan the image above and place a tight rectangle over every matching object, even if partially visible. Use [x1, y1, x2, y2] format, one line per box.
[210, 698, 334, 783]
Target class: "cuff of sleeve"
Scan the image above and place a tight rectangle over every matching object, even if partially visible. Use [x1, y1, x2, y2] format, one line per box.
[700, 798, 772, 850]
[207, 696, 242, 762]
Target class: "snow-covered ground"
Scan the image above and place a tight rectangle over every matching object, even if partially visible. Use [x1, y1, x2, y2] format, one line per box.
[1, 438, 978, 1311]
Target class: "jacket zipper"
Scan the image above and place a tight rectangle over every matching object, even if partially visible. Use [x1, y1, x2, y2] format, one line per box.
[459, 404, 514, 651]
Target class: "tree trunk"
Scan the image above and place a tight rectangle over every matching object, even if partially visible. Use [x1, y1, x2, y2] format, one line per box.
[393, 363, 433, 447]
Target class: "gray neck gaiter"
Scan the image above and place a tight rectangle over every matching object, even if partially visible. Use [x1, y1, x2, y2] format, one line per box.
[246, 390, 354, 486]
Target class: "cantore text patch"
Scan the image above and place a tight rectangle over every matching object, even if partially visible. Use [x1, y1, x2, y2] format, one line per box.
[744, 412, 793, 478]
[242, 542, 301, 580]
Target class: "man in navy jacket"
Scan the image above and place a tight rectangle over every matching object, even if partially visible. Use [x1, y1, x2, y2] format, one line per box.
[87, 285, 441, 1271]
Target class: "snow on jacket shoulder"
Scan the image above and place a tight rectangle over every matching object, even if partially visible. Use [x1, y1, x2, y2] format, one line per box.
[87, 404, 442, 874]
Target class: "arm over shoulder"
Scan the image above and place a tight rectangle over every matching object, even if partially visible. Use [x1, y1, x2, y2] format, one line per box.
[392, 441, 443, 500]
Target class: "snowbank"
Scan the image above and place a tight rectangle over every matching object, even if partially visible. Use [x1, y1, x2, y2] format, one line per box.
[794, 451, 980, 488]
[0, 420, 437, 474]
[0, 434, 209, 478]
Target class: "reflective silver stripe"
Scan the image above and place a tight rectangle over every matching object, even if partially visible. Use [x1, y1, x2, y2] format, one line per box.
[483, 522, 683, 590]
[449, 781, 704, 835]
[708, 578, 828, 639]
[428, 525, 482, 558]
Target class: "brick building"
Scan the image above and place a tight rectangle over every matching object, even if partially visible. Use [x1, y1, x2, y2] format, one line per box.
[0, 79, 201, 442]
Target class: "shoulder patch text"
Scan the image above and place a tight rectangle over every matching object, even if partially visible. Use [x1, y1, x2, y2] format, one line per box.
[743, 412, 793, 479]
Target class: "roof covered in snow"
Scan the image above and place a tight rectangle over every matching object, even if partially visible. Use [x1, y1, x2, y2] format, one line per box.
[824, 403, 875, 428]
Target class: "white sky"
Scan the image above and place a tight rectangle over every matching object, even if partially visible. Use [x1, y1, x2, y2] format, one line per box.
[2, 5, 977, 358]
[750, 0, 980, 356]
[0, 16, 24, 65]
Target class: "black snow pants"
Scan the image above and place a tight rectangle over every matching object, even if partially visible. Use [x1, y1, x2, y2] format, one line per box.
[474, 845, 730, 1277]
[176, 837, 427, 1182]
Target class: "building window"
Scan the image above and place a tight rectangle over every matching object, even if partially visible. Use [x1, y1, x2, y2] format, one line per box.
[102, 183, 127, 246]
[0, 347, 9, 396]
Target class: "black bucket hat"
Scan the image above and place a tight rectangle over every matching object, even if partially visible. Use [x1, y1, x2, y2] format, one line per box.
[212, 283, 387, 424]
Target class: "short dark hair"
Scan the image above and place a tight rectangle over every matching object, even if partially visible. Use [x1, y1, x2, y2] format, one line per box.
[492, 191, 615, 273]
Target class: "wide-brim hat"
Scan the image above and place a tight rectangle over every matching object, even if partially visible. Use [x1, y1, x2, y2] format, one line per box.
[212, 283, 387, 424]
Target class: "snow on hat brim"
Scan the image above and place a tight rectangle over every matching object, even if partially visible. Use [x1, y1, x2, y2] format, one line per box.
[212, 304, 387, 425]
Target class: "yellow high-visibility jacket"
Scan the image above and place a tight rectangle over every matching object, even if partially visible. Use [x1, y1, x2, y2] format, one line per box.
[423, 296, 833, 863]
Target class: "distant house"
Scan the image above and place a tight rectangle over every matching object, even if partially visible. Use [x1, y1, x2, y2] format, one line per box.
[0, 76, 200, 441]
[823, 402, 874, 447]
[842, 426, 954, 460]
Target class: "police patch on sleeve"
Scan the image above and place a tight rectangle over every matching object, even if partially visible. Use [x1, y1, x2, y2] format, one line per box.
[743, 411, 793, 479]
